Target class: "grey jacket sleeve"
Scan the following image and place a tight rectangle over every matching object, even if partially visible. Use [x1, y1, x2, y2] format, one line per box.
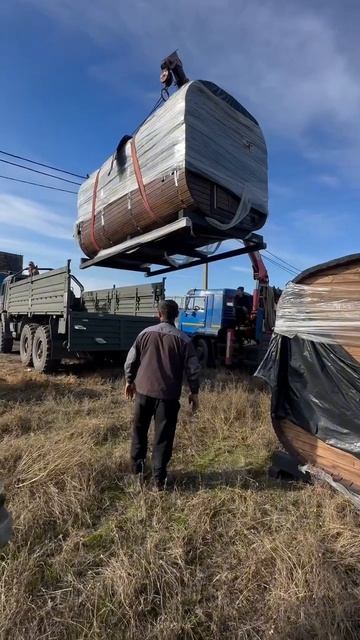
[184, 340, 201, 394]
[124, 338, 140, 383]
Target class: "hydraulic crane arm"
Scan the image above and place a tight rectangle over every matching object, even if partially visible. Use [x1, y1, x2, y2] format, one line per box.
[247, 249, 269, 286]
[243, 241, 273, 330]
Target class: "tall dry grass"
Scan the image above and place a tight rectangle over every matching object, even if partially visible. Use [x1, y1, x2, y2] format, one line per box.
[1, 354, 360, 639]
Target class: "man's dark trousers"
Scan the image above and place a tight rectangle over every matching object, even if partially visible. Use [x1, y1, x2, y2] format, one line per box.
[131, 394, 180, 483]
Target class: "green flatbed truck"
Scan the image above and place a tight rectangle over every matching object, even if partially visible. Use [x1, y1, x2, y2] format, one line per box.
[0, 261, 164, 372]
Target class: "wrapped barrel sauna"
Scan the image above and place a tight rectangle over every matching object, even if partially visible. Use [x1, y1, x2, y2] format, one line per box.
[76, 80, 268, 262]
[257, 254, 360, 496]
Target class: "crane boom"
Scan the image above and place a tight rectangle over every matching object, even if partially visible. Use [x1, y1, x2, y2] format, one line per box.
[243, 241, 275, 331]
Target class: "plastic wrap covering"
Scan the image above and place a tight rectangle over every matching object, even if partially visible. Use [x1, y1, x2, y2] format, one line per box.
[274, 281, 360, 346]
[76, 80, 268, 259]
[77, 90, 186, 224]
[257, 334, 360, 456]
[257, 254, 360, 499]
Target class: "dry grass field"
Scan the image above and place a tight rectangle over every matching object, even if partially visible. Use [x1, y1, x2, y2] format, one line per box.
[1, 351, 360, 639]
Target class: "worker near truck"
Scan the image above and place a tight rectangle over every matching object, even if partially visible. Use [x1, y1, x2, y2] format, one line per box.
[124, 299, 200, 490]
[28, 261, 39, 277]
[234, 286, 251, 326]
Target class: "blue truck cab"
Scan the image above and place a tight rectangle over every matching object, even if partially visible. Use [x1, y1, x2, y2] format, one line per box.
[178, 288, 265, 365]
[178, 288, 240, 336]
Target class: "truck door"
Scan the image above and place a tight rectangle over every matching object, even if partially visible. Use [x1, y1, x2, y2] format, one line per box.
[180, 295, 207, 335]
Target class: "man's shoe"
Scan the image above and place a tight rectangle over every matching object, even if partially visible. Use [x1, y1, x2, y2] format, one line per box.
[151, 477, 166, 492]
[131, 459, 145, 475]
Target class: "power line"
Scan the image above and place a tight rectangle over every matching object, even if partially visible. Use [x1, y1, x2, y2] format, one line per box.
[263, 255, 299, 277]
[264, 249, 300, 273]
[0, 149, 87, 180]
[237, 239, 301, 276]
[263, 257, 298, 277]
[0, 174, 77, 194]
[0, 158, 82, 186]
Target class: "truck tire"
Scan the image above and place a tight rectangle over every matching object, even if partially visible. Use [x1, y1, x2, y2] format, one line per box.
[195, 338, 209, 368]
[32, 326, 60, 373]
[20, 323, 38, 366]
[0, 330, 13, 354]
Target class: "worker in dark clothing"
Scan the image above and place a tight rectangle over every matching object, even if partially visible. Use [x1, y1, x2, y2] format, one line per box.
[234, 286, 251, 326]
[28, 261, 39, 277]
[124, 299, 200, 490]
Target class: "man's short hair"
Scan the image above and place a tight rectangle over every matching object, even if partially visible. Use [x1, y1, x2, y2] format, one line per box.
[158, 299, 179, 322]
[237, 286, 244, 293]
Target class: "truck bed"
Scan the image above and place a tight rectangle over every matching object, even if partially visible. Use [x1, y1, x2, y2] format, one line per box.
[81, 281, 164, 317]
[6, 266, 68, 317]
[5, 264, 164, 320]
[68, 311, 156, 352]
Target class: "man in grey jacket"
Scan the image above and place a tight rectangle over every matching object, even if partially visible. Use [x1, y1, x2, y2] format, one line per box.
[124, 299, 200, 489]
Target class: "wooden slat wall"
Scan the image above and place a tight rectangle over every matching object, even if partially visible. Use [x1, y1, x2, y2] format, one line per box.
[78, 170, 267, 259]
[79, 169, 192, 258]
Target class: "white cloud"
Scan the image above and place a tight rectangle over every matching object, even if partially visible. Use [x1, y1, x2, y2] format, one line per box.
[24, 1, 360, 130]
[0, 235, 68, 259]
[317, 174, 340, 188]
[0, 194, 73, 240]
[22, 0, 360, 180]
[270, 183, 297, 199]
[231, 265, 251, 273]
[289, 209, 348, 240]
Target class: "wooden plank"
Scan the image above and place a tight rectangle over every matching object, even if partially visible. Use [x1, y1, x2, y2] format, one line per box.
[79, 167, 267, 260]
[277, 420, 360, 491]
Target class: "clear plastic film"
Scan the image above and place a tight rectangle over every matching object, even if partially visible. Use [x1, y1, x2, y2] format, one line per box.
[77, 80, 268, 224]
[275, 281, 360, 346]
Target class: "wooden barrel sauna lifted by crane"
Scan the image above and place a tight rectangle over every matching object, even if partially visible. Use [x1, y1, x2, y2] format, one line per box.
[76, 80, 268, 263]
[257, 254, 360, 495]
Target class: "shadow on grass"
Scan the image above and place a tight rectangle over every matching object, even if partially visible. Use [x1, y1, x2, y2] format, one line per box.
[0, 379, 101, 404]
[164, 468, 308, 493]
[55, 359, 124, 382]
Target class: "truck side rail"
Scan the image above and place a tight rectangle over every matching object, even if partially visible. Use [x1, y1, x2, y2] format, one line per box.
[82, 281, 165, 317]
[6, 265, 70, 317]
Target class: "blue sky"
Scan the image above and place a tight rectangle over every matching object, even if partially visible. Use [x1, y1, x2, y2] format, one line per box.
[1, 0, 360, 295]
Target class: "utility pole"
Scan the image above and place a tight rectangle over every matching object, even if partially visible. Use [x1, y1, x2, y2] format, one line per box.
[202, 263, 209, 290]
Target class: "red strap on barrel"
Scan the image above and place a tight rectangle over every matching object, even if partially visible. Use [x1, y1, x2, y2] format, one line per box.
[130, 139, 157, 220]
[90, 170, 101, 253]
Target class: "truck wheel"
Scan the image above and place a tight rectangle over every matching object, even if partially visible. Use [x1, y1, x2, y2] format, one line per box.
[0, 330, 13, 354]
[195, 338, 209, 367]
[32, 326, 60, 373]
[20, 323, 38, 366]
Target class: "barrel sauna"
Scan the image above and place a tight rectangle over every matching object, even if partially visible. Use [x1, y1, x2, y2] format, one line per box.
[76, 80, 268, 260]
[257, 254, 360, 494]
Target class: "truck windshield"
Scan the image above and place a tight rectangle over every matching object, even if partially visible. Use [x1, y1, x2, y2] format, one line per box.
[186, 296, 206, 311]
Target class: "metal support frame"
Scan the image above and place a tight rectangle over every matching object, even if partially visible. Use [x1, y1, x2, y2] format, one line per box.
[146, 239, 265, 277]
[80, 213, 266, 277]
